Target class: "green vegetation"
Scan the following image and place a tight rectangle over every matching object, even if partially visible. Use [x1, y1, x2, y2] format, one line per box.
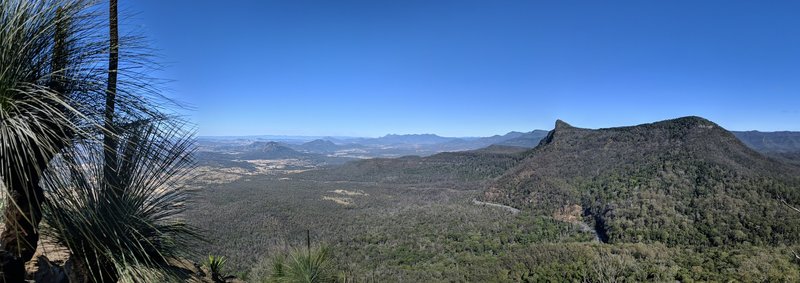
[580, 159, 800, 246]
[187, 174, 800, 282]
[186, 176, 598, 282]
[0, 0, 103, 277]
[43, 121, 199, 282]
[483, 118, 800, 248]
[269, 245, 335, 283]
[188, 117, 800, 282]
[204, 255, 229, 282]
[1, 0, 198, 281]
[296, 147, 526, 188]
[733, 131, 800, 154]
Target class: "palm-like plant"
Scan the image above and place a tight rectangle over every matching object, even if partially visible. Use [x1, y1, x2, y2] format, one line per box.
[1, 0, 190, 280]
[271, 245, 335, 283]
[42, 120, 199, 282]
[204, 255, 228, 283]
[0, 0, 105, 279]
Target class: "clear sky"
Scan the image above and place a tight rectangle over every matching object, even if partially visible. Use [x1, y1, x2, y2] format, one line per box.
[129, 0, 800, 137]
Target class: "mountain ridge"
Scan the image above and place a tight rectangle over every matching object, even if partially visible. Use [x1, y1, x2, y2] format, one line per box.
[484, 116, 800, 246]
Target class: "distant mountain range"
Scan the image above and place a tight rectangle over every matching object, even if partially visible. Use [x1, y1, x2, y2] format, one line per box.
[732, 131, 800, 165]
[733, 131, 800, 152]
[198, 130, 550, 158]
[198, 124, 800, 162]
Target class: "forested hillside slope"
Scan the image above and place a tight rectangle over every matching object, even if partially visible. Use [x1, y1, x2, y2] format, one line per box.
[734, 130, 800, 153]
[296, 145, 528, 188]
[484, 116, 800, 246]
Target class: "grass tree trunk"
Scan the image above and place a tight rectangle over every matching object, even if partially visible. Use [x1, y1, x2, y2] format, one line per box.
[0, 8, 71, 282]
[72, 0, 121, 279]
[83, 0, 120, 281]
[0, 154, 49, 281]
[103, 0, 119, 194]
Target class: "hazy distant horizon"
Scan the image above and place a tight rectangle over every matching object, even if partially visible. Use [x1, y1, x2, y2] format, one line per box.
[196, 119, 799, 139]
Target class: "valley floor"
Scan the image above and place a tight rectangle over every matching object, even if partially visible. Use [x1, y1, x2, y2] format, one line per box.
[185, 172, 800, 282]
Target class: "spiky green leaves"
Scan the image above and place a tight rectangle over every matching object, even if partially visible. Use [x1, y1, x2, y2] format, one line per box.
[0, 2, 98, 276]
[271, 245, 335, 283]
[204, 255, 228, 282]
[1, 0, 198, 281]
[42, 121, 199, 282]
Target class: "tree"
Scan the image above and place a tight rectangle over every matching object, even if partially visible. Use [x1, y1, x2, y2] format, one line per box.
[0, 1, 100, 280]
[1, 0, 188, 280]
[103, 0, 119, 198]
[43, 120, 199, 282]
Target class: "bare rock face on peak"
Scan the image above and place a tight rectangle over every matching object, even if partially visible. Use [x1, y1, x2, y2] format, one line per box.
[483, 116, 800, 245]
[554, 119, 573, 129]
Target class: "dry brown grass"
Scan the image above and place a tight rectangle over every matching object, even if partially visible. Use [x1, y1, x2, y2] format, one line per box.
[321, 196, 353, 206]
[328, 189, 368, 196]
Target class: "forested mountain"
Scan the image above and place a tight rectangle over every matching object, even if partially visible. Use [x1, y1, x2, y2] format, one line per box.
[229, 141, 352, 164]
[495, 130, 549, 147]
[295, 144, 527, 188]
[484, 116, 800, 246]
[293, 139, 344, 154]
[733, 131, 800, 166]
[768, 152, 800, 166]
[733, 130, 800, 153]
[238, 141, 308, 159]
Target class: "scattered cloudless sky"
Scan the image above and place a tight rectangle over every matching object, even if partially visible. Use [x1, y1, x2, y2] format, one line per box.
[128, 0, 800, 137]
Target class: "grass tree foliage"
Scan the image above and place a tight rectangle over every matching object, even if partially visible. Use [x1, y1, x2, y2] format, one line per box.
[43, 120, 198, 282]
[270, 245, 335, 283]
[203, 255, 228, 283]
[0, 0, 103, 279]
[1, 0, 196, 281]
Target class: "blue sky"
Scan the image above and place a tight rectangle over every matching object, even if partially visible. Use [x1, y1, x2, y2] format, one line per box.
[129, 0, 800, 137]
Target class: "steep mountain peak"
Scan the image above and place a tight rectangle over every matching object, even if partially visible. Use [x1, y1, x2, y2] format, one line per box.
[488, 117, 792, 206]
[554, 119, 573, 130]
[483, 116, 800, 246]
[538, 119, 587, 147]
[540, 116, 727, 148]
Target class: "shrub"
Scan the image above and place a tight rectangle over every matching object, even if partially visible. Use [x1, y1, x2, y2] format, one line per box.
[270, 245, 335, 283]
[42, 121, 199, 282]
[204, 255, 228, 282]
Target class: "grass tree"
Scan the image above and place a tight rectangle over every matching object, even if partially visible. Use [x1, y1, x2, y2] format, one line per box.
[43, 120, 199, 282]
[1, 0, 193, 280]
[270, 236, 336, 283]
[0, 0, 104, 280]
[204, 255, 229, 283]
[103, 0, 119, 198]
